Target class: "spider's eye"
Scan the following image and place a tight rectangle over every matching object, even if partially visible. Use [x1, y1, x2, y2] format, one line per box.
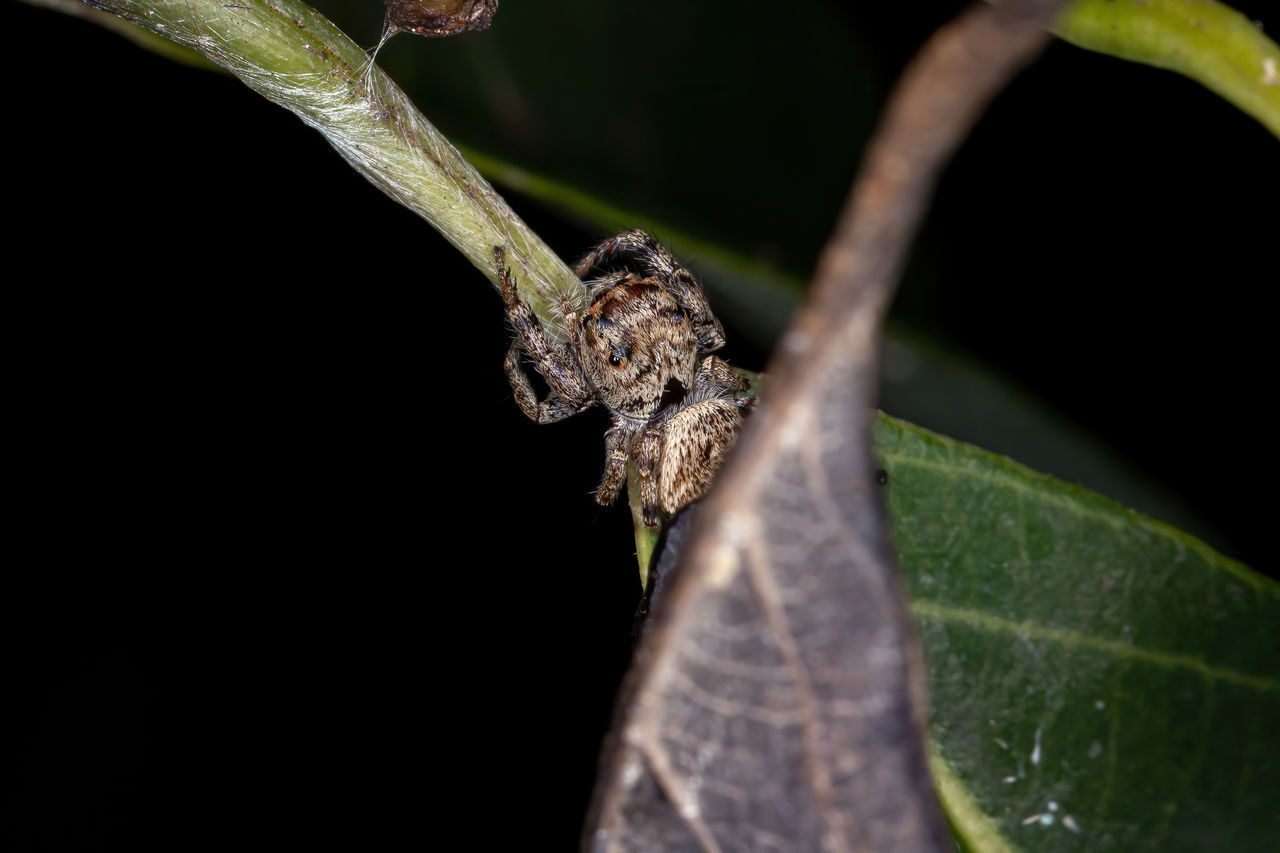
[608, 346, 630, 367]
[671, 308, 687, 323]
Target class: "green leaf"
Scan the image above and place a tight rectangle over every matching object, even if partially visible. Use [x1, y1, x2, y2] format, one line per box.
[873, 412, 1280, 851]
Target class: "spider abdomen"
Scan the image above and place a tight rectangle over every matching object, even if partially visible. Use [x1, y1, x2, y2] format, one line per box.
[656, 399, 747, 515]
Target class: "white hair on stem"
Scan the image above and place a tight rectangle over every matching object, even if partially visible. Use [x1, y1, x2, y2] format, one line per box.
[83, 0, 585, 336]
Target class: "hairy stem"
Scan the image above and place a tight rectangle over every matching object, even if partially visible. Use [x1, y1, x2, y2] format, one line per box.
[79, 0, 583, 327]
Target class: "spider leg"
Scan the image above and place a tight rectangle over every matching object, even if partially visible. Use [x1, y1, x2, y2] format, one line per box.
[497, 247, 594, 423]
[575, 229, 726, 353]
[504, 342, 589, 423]
[594, 425, 631, 506]
[575, 229, 681, 280]
[634, 427, 663, 528]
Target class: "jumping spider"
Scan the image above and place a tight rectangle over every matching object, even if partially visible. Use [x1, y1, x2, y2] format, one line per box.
[499, 229, 756, 528]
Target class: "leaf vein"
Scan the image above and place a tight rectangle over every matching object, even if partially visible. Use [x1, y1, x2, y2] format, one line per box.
[910, 600, 1278, 691]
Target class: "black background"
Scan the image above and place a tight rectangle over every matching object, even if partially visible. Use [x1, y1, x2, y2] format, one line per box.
[7, 0, 1276, 849]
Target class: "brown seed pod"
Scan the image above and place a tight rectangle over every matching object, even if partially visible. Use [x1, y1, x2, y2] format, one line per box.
[383, 0, 497, 38]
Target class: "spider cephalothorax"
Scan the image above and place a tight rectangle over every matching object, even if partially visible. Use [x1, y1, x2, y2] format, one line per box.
[500, 229, 755, 527]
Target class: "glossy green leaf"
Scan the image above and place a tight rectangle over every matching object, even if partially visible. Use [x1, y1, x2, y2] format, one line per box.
[873, 413, 1280, 851]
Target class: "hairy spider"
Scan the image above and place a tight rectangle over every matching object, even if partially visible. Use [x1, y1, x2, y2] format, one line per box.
[499, 229, 756, 528]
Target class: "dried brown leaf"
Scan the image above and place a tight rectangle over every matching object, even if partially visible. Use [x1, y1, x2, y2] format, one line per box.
[586, 2, 1070, 850]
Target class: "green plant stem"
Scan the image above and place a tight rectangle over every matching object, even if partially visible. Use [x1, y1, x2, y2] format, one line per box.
[1052, 0, 1280, 138]
[80, 0, 583, 327]
[625, 469, 660, 589]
